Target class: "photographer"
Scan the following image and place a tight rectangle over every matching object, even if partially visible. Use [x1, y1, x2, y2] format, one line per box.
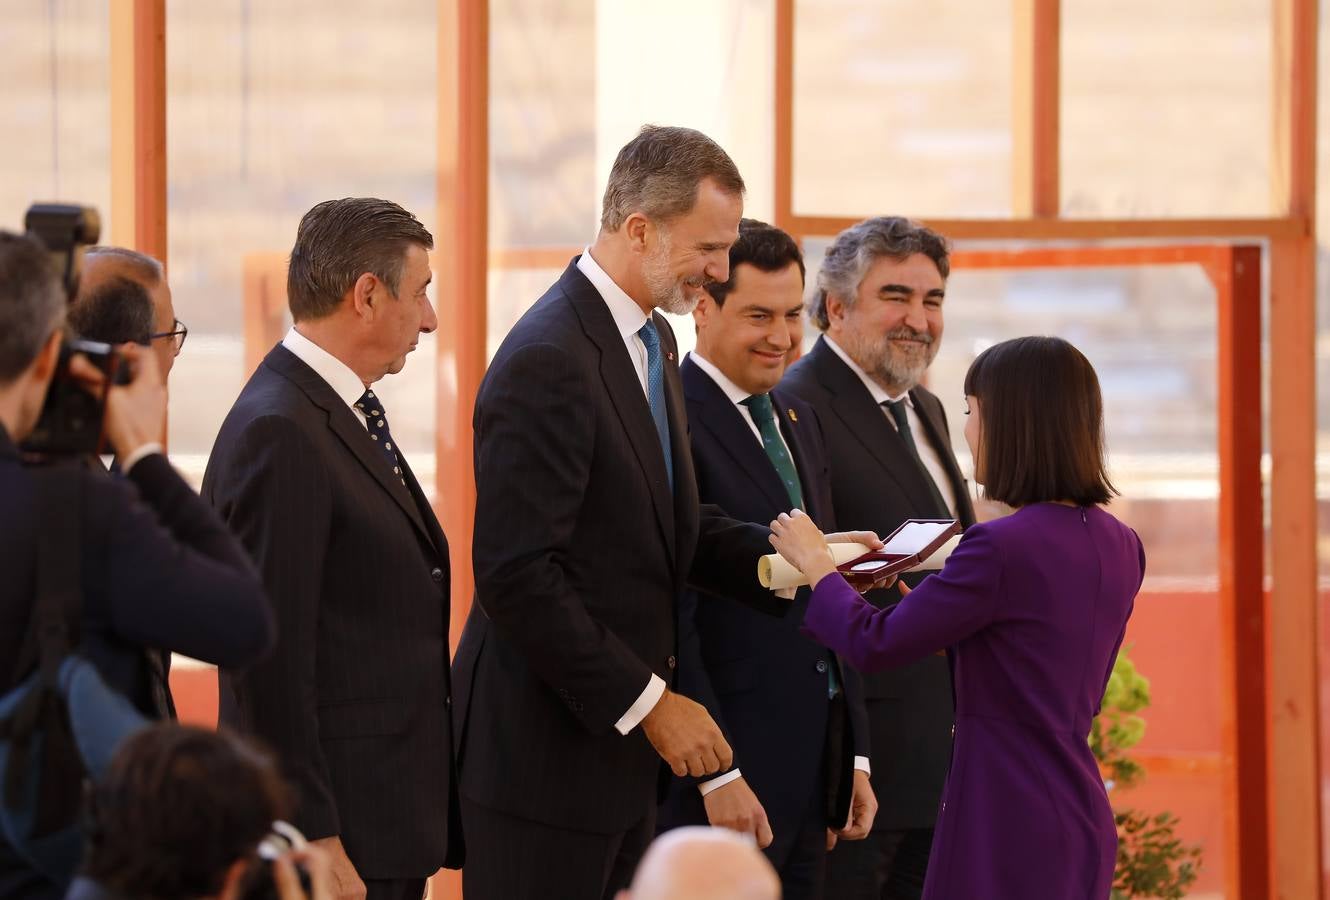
[0, 231, 275, 898]
[69, 724, 333, 900]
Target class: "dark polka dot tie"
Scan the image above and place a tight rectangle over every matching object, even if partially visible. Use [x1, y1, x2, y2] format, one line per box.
[355, 388, 405, 486]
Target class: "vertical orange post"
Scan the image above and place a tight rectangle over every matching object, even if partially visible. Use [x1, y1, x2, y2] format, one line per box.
[109, 0, 167, 262]
[1270, 0, 1322, 896]
[1212, 247, 1271, 900]
[432, 2, 488, 892]
[1011, 0, 1060, 217]
[773, 0, 795, 234]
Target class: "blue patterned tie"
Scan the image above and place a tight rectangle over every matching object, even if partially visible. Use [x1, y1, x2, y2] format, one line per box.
[636, 320, 674, 491]
[355, 388, 406, 486]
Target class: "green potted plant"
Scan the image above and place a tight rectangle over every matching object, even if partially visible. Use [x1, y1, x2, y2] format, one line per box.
[1091, 649, 1204, 899]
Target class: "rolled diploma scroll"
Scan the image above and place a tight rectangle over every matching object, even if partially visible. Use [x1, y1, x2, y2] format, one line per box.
[757, 534, 961, 591]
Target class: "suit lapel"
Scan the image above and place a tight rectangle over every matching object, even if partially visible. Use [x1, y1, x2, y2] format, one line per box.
[682, 358, 791, 515]
[263, 345, 436, 550]
[772, 394, 824, 521]
[809, 338, 948, 517]
[563, 266, 677, 556]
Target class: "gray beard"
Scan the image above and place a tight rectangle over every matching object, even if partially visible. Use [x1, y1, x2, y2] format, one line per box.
[643, 233, 700, 315]
[842, 328, 936, 394]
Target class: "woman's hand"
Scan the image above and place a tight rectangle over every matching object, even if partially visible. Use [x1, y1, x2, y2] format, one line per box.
[769, 509, 838, 586]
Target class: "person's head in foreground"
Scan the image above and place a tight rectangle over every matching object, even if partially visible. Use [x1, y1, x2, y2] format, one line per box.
[962, 334, 1115, 507]
[617, 827, 780, 900]
[76, 725, 312, 900]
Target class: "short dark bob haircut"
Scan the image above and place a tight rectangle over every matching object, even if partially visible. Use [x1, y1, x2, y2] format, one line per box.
[963, 335, 1117, 507]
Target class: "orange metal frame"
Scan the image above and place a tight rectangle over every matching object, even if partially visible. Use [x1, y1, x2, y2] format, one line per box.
[121, 0, 1320, 894]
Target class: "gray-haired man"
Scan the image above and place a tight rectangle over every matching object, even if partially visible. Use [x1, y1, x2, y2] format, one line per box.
[780, 216, 976, 899]
[204, 198, 460, 900]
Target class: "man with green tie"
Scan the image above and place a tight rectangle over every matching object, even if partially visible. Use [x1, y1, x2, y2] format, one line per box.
[657, 218, 877, 900]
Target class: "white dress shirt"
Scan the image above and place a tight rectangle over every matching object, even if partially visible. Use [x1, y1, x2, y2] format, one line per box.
[575, 250, 669, 737]
[282, 327, 371, 430]
[686, 350, 871, 794]
[823, 336, 960, 519]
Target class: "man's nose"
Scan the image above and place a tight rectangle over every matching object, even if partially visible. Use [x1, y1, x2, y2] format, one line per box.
[902, 301, 929, 333]
[705, 251, 730, 285]
[420, 297, 439, 334]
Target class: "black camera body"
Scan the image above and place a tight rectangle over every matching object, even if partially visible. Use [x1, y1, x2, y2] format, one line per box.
[19, 203, 131, 458]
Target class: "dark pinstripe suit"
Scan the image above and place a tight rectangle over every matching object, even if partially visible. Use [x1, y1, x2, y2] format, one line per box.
[453, 260, 780, 898]
[203, 344, 461, 883]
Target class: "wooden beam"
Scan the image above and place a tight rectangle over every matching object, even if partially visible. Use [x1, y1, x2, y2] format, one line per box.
[109, 0, 166, 261]
[1269, 0, 1321, 897]
[435, 0, 488, 647]
[774, 0, 795, 232]
[430, 3, 489, 889]
[787, 214, 1308, 242]
[1011, 0, 1060, 216]
[1213, 246, 1271, 900]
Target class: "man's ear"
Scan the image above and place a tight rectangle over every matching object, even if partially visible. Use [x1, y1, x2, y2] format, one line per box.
[624, 213, 650, 254]
[692, 292, 715, 328]
[349, 272, 379, 319]
[824, 291, 849, 327]
[30, 329, 62, 381]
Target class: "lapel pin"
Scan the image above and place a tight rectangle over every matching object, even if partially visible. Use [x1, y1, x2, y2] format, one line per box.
[667, 351, 675, 361]
[788, 409, 798, 423]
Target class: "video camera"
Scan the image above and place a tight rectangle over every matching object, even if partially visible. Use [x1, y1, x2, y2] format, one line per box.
[20, 203, 130, 457]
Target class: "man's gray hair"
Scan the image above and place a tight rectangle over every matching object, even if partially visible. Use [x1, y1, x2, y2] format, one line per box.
[287, 198, 434, 322]
[0, 232, 66, 383]
[86, 245, 164, 284]
[600, 125, 746, 232]
[808, 216, 950, 331]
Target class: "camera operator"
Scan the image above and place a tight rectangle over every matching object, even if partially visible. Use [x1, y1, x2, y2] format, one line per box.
[0, 231, 275, 898]
[69, 724, 333, 900]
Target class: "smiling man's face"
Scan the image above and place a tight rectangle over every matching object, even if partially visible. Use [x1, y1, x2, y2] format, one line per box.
[831, 252, 945, 395]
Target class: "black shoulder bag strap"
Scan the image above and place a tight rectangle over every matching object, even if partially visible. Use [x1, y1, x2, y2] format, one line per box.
[2, 467, 84, 832]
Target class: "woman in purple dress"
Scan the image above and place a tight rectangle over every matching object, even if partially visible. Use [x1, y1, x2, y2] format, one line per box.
[769, 336, 1143, 899]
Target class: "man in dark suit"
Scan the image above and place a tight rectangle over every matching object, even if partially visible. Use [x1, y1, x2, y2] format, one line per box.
[204, 198, 460, 900]
[780, 216, 976, 900]
[657, 219, 877, 900]
[0, 231, 272, 899]
[455, 127, 877, 900]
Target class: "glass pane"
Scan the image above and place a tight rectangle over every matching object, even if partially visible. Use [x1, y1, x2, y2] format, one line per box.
[801, 238, 1230, 894]
[166, 0, 437, 477]
[0, 1, 111, 238]
[1062, 0, 1271, 218]
[792, 0, 1013, 218]
[489, 0, 776, 357]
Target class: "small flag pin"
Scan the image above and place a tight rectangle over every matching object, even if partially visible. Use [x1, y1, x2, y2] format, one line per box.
[788, 409, 798, 422]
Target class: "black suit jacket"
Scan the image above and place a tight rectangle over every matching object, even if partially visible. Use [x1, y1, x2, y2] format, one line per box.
[0, 428, 273, 900]
[454, 260, 779, 835]
[780, 335, 976, 830]
[203, 345, 461, 877]
[658, 357, 871, 863]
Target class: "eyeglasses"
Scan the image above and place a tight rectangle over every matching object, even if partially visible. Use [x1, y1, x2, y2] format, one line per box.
[150, 318, 188, 354]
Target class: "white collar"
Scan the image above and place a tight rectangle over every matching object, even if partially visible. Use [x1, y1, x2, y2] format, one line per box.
[687, 351, 755, 408]
[282, 326, 368, 409]
[823, 335, 913, 407]
[576, 248, 650, 340]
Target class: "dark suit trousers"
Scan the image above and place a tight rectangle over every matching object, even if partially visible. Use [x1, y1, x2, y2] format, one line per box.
[824, 826, 933, 900]
[460, 796, 655, 900]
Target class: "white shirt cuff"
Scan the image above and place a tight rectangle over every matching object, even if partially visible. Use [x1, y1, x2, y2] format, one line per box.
[775, 586, 796, 601]
[121, 443, 164, 474]
[854, 756, 871, 776]
[615, 673, 666, 735]
[698, 769, 743, 796]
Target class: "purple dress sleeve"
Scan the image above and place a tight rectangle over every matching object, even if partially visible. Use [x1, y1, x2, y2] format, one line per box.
[802, 523, 1004, 673]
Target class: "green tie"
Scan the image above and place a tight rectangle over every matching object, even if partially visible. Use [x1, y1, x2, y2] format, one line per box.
[745, 394, 839, 698]
[742, 394, 804, 511]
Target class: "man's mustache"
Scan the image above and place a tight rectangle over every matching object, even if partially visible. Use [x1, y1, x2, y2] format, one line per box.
[885, 327, 933, 345]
